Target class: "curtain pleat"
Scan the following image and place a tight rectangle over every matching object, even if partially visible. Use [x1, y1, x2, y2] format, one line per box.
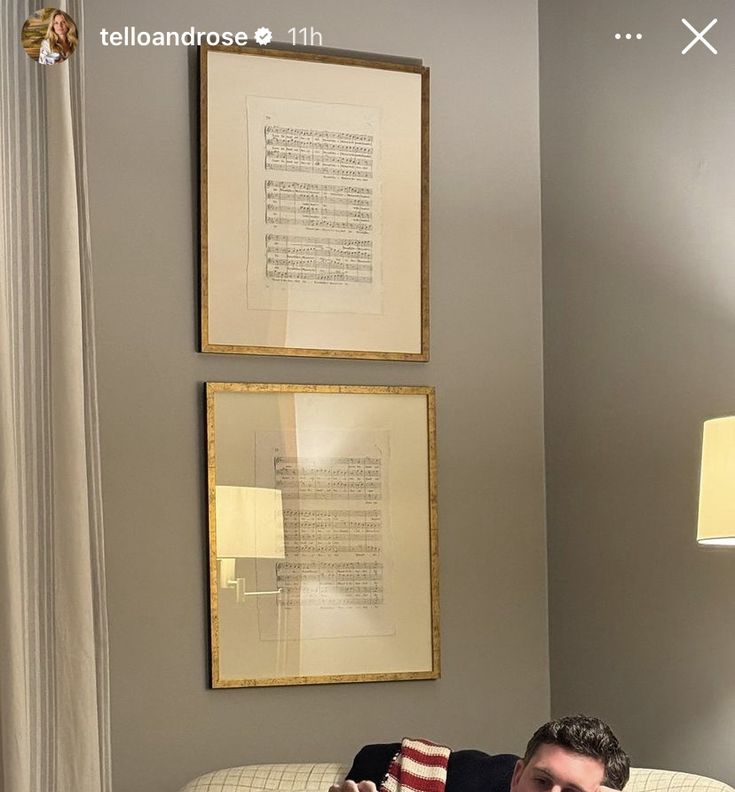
[0, 2, 112, 791]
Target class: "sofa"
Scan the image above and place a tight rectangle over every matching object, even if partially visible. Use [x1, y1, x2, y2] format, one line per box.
[177, 762, 735, 792]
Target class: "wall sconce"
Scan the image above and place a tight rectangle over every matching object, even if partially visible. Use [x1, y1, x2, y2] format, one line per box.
[697, 416, 735, 546]
[215, 485, 286, 598]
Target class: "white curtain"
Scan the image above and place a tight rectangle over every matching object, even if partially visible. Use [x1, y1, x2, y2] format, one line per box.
[0, 2, 112, 791]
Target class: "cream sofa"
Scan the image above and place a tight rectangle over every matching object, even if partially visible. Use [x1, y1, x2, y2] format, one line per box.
[177, 762, 735, 792]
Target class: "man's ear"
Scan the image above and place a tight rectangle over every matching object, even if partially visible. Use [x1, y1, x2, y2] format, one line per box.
[510, 760, 525, 791]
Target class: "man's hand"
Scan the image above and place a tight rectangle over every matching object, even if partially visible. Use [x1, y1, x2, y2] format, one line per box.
[329, 780, 379, 792]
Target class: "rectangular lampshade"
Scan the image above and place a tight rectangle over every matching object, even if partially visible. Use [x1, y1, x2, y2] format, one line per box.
[215, 485, 285, 558]
[697, 416, 735, 546]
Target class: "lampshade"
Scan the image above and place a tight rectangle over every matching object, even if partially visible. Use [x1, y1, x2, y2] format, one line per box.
[215, 485, 285, 558]
[697, 416, 735, 546]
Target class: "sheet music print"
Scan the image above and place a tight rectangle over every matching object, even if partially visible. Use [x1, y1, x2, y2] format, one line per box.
[255, 431, 393, 639]
[266, 184, 372, 233]
[266, 235, 372, 285]
[265, 127, 374, 179]
[246, 97, 382, 315]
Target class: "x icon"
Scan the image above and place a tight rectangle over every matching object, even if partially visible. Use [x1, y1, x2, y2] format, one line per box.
[682, 18, 718, 54]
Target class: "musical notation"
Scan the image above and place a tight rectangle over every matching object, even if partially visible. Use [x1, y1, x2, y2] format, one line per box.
[265, 125, 374, 180]
[269, 451, 387, 613]
[275, 455, 382, 501]
[276, 560, 384, 608]
[265, 181, 373, 234]
[282, 508, 381, 555]
[246, 98, 382, 313]
[266, 234, 372, 285]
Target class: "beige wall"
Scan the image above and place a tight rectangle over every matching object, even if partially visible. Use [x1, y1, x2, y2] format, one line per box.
[540, 0, 735, 784]
[84, 1, 548, 790]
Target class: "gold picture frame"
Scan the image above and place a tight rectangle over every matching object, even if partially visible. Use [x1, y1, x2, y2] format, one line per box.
[200, 45, 430, 360]
[206, 382, 439, 687]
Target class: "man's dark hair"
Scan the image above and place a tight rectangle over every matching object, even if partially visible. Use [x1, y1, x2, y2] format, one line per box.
[522, 715, 630, 790]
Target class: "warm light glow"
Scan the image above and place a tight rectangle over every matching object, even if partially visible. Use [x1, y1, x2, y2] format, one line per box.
[697, 417, 735, 546]
[215, 485, 285, 558]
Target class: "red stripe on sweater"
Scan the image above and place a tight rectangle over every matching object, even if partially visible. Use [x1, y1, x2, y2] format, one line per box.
[399, 747, 451, 768]
[391, 770, 447, 792]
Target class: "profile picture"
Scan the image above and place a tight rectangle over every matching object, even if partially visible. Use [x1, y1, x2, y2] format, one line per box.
[21, 8, 79, 65]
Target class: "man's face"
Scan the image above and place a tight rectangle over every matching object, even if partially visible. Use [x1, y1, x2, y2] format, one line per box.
[510, 744, 606, 792]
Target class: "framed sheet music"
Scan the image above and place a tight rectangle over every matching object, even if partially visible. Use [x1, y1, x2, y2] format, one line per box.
[200, 45, 429, 360]
[206, 382, 439, 687]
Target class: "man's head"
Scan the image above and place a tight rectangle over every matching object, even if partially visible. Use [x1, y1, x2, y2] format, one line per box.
[510, 715, 630, 792]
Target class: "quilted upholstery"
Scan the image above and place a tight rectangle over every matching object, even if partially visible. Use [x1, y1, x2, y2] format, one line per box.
[627, 769, 734, 792]
[178, 763, 348, 792]
[177, 763, 734, 792]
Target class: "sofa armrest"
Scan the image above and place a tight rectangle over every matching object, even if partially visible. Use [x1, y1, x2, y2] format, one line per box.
[627, 769, 734, 792]
[178, 762, 349, 792]
[178, 763, 735, 792]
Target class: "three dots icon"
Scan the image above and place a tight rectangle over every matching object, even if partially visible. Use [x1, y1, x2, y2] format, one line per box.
[614, 33, 643, 41]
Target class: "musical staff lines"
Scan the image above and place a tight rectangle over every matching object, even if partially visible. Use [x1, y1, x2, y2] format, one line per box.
[246, 97, 382, 312]
[276, 560, 384, 607]
[275, 456, 382, 502]
[265, 181, 373, 234]
[265, 125, 374, 180]
[255, 431, 390, 630]
[282, 508, 381, 555]
[265, 235, 373, 285]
